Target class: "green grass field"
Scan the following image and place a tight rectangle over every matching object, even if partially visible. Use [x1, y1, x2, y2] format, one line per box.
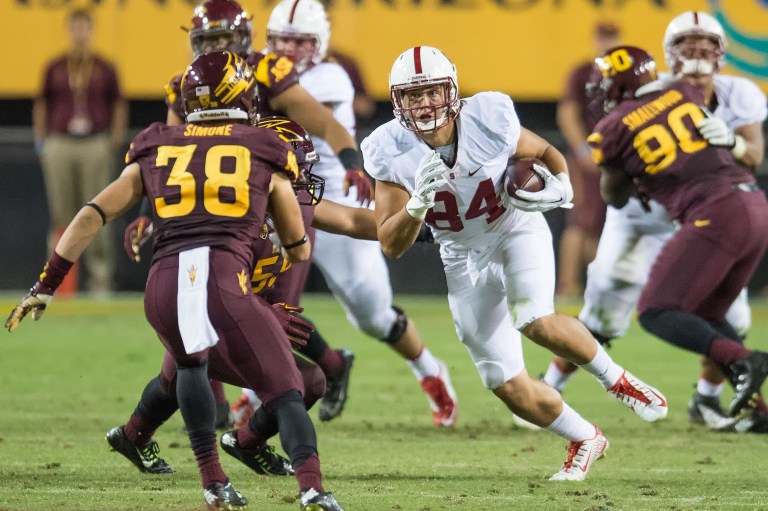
[1, 293, 767, 511]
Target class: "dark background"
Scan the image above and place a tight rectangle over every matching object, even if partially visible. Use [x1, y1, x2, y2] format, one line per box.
[2, 98, 768, 296]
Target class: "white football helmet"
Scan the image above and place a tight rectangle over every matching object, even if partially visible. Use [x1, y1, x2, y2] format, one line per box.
[389, 46, 460, 133]
[663, 11, 727, 77]
[266, 0, 330, 74]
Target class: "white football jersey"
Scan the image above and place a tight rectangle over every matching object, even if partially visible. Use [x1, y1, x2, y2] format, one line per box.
[299, 62, 356, 201]
[711, 73, 767, 128]
[363, 91, 527, 251]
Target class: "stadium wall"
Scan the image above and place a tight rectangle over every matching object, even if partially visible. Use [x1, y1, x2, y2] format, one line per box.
[4, 1, 768, 101]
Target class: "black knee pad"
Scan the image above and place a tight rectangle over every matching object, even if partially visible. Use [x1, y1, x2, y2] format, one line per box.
[380, 305, 408, 345]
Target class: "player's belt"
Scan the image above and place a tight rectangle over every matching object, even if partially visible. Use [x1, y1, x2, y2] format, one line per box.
[732, 182, 761, 193]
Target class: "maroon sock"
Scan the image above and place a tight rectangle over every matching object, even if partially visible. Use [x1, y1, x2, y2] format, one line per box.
[189, 432, 227, 488]
[236, 423, 267, 449]
[317, 348, 344, 377]
[295, 453, 323, 492]
[708, 338, 751, 367]
[210, 380, 228, 405]
[123, 413, 156, 446]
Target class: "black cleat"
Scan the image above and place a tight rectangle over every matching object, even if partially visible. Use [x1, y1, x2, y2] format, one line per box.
[106, 426, 174, 474]
[728, 351, 768, 417]
[687, 392, 736, 431]
[220, 430, 293, 476]
[299, 488, 345, 511]
[204, 481, 248, 510]
[319, 349, 355, 422]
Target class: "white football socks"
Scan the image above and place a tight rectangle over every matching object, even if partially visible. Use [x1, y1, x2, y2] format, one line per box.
[697, 379, 724, 397]
[406, 347, 442, 379]
[578, 342, 624, 390]
[545, 402, 597, 442]
[543, 361, 575, 393]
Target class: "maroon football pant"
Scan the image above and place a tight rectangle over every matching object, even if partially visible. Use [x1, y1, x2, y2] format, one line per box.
[145, 249, 304, 406]
[639, 190, 768, 322]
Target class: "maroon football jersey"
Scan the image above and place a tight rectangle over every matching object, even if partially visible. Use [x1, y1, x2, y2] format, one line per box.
[251, 205, 315, 305]
[165, 51, 299, 121]
[589, 81, 754, 222]
[126, 121, 299, 264]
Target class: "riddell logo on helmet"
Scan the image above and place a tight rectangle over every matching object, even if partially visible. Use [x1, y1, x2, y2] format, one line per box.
[199, 112, 230, 119]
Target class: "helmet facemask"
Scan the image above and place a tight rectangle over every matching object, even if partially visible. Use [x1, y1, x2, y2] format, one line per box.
[266, 32, 320, 74]
[191, 26, 252, 58]
[391, 79, 459, 133]
[667, 35, 724, 78]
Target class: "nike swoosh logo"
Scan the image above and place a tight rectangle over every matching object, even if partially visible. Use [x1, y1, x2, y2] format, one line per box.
[468, 166, 482, 176]
[694, 219, 711, 227]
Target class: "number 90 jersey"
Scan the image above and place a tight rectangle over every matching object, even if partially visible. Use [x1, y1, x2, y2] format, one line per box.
[127, 121, 298, 263]
[588, 81, 755, 223]
[362, 92, 527, 252]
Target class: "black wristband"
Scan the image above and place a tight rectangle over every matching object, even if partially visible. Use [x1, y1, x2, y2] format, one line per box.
[337, 147, 363, 171]
[283, 234, 309, 250]
[85, 201, 107, 226]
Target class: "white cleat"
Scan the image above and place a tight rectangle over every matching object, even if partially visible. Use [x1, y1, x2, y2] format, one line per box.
[607, 370, 668, 422]
[549, 427, 609, 481]
[420, 360, 459, 427]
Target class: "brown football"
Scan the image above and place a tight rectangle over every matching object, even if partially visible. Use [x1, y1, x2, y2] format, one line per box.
[505, 157, 546, 198]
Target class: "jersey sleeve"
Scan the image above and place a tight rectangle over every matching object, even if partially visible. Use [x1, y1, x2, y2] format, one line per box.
[586, 116, 619, 168]
[125, 123, 162, 165]
[254, 128, 300, 181]
[164, 72, 185, 122]
[250, 52, 300, 98]
[475, 92, 522, 157]
[361, 128, 402, 186]
[727, 77, 768, 128]
[302, 63, 355, 105]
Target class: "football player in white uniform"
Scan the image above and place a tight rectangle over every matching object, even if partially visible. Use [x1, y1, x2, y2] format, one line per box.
[262, 0, 459, 427]
[363, 46, 669, 481]
[541, 11, 767, 433]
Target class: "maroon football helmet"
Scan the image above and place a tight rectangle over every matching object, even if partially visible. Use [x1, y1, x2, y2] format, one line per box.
[188, 0, 253, 58]
[256, 116, 325, 206]
[181, 51, 257, 123]
[591, 45, 658, 114]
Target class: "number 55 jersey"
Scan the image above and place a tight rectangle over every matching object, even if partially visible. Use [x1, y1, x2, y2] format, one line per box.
[126, 121, 298, 264]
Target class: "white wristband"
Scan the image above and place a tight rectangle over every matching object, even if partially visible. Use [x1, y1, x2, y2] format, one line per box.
[731, 135, 747, 160]
[406, 195, 430, 220]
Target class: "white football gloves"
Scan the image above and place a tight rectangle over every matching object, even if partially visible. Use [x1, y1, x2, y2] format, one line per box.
[406, 151, 448, 220]
[697, 109, 747, 159]
[505, 163, 574, 213]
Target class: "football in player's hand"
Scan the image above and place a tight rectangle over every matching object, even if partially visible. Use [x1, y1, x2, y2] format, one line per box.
[505, 157, 546, 199]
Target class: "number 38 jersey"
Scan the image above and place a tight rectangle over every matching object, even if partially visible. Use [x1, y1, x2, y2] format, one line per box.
[126, 121, 298, 264]
[589, 81, 755, 223]
[362, 91, 526, 252]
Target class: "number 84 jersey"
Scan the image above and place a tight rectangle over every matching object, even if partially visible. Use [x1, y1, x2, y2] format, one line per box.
[362, 91, 529, 252]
